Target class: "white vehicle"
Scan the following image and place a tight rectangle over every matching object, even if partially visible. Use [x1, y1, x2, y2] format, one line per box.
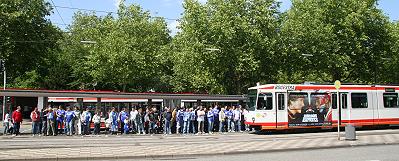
[245, 83, 399, 130]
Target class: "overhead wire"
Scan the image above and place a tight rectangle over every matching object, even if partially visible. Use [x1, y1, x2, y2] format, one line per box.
[0, 40, 58, 44]
[50, 0, 67, 25]
[52, 22, 69, 26]
[53, 5, 180, 21]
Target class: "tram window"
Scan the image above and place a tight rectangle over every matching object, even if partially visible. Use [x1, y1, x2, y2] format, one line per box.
[341, 94, 348, 109]
[277, 94, 285, 110]
[257, 93, 273, 110]
[332, 94, 337, 109]
[351, 93, 368, 108]
[248, 89, 257, 111]
[383, 93, 398, 108]
[331, 93, 348, 109]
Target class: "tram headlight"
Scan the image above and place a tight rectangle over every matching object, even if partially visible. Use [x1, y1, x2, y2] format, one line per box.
[252, 117, 255, 123]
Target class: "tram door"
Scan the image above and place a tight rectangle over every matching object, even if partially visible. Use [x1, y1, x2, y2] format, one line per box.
[332, 93, 349, 126]
[276, 93, 288, 128]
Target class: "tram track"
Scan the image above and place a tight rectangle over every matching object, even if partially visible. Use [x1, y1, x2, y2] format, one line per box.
[1, 129, 399, 150]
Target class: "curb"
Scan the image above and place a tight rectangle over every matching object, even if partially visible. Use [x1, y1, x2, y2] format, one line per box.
[1, 141, 399, 161]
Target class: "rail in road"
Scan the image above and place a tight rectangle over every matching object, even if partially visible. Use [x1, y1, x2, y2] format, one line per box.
[1, 129, 399, 150]
[1, 129, 399, 161]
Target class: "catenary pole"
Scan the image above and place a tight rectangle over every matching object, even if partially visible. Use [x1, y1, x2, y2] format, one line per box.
[2, 69, 5, 121]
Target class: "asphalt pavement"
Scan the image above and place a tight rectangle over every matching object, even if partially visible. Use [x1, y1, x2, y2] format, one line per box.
[135, 144, 399, 161]
[1, 128, 399, 160]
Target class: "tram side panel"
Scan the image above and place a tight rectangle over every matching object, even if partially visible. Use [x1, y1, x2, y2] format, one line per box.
[332, 91, 375, 127]
[350, 91, 374, 126]
[376, 90, 399, 125]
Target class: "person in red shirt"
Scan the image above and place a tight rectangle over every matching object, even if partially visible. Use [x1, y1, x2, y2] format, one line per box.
[12, 106, 23, 136]
[30, 107, 40, 136]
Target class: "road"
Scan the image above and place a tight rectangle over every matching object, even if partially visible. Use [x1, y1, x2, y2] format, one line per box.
[1, 129, 399, 160]
[133, 144, 399, 161]
[1, 129, 397, 150]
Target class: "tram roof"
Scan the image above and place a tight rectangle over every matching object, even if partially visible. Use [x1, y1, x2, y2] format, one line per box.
[0, 89, 246, 100]
[249, 84, 399, 91]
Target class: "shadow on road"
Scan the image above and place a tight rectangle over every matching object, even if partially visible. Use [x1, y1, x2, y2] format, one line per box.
[251, 125, 399, 135]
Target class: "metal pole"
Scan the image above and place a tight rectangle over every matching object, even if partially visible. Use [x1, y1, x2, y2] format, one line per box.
[374, 66, 377, 84]
[337, 89, 341, 140]
[348, 94, 351, 124]
[2, 69, 5, 121]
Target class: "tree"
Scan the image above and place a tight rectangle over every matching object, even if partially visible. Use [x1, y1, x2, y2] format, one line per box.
[172, 0, 281, 94]
[381, 21, 399, 84]
[0, 0, 61, 87]
[62, 4, 172, 92]
[281, 0, 392, 83]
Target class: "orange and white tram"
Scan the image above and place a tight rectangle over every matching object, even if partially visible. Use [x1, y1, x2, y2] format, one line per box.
[244, 84, 399, 130]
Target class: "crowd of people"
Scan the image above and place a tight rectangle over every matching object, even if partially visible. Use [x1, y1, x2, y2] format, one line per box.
[3, 105, 251, 136]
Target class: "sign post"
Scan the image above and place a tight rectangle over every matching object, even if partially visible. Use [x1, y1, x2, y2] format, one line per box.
[334, 80, 341, 140]
[1, 59, 5, 121]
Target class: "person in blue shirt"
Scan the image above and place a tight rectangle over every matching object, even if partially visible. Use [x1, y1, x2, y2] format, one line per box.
[109, 107, 118, 135]
[56, 106, 65, 135]
[65, 107, 76, 136]
[82, 108, 92, 135]
[46, 107, 56, 136]
[163, 107, 172, 135]
[189, 108, 196, 134]
[123, 117, 129, 134]
[176, 108, 184, 134]
[183, 108, 190, 134]
[119, 108, 129, 134]
[225, 107, 233, 132]
[212, 106, 219, 132]
[207, 107, 214, 134]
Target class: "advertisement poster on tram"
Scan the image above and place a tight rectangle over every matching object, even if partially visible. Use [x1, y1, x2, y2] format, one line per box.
[287, 93, 332, 127]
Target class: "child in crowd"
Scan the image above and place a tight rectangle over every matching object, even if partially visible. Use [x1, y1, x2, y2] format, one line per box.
[124, 117, 129, 134]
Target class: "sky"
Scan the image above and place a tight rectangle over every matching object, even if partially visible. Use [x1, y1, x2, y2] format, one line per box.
[48, 0, 399, 35]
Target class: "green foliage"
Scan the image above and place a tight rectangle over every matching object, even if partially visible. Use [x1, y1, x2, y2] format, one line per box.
[61, 4, 172, 92]
[281, 0, 392, 83]
[13, 70, 40, 88]
[172, 0, 281, 94]
[381, 21, 399, 84]
[2, 0, 399, 94]
[0, 0, 61, 88]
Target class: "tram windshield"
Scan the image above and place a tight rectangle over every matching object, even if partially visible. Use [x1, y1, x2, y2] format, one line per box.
[257, 93, 273, 110]
[248, 89, 257, 111]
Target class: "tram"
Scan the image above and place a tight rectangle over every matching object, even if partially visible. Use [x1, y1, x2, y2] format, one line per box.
[47, 97, 240, 109]
[244, 83, 399, 130]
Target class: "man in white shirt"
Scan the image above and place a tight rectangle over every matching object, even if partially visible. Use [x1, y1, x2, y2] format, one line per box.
[233, 106, 242, 132]
[3, 112, 10, 135]
[81, 108, 92, 135]
[130, 108, 138, 133]
[92, 112, 101, 135]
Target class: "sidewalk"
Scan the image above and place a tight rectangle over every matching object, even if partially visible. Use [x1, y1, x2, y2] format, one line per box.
[0, 130, 398, 161]
[0, 119, 33, 134]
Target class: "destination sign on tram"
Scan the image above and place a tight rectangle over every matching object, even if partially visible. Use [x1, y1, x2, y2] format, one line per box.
[274, 85, 295, 90]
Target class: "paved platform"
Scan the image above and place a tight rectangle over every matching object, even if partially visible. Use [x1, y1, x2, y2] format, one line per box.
[0, 129, 398, 160]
